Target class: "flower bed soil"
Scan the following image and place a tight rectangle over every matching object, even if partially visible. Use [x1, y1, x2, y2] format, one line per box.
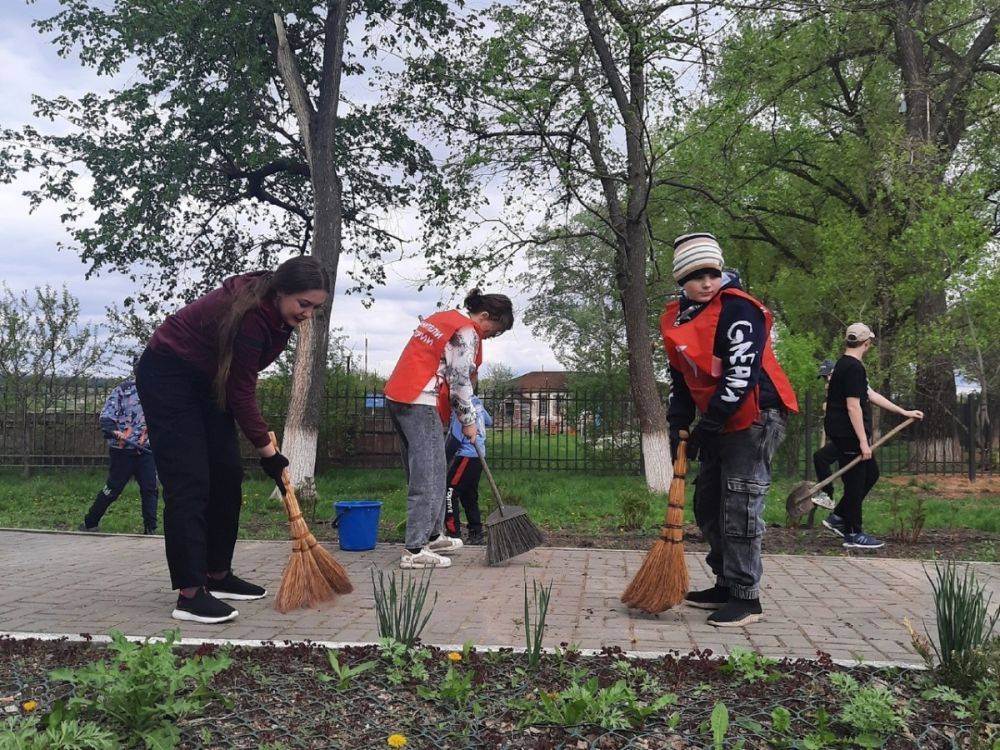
[0, 636, 980, 749]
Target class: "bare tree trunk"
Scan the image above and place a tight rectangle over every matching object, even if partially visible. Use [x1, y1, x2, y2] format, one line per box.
[272, 1, 348, 487]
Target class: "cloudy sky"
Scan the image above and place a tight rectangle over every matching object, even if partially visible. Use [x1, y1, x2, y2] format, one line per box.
[0, 1, 561, 378]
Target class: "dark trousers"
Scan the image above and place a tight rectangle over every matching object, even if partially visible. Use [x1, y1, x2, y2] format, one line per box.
[85, 448, 159, 531]
[812, 441, 840, 503]
[135, 347, 244, 590]
[829, 434, 880, 534]
[444, 441, 484, 536]
[693, 409, 786, 600]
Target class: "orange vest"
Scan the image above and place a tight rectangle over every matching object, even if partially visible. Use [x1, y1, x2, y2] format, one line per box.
[384, 310, 483, 424]
[661, 288, 798, 432]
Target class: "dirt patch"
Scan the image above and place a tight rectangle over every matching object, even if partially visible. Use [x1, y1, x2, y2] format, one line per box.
[1, 637, 988, 748]
[542, 525, 1000, 561]
[883, 473, 1000, 499]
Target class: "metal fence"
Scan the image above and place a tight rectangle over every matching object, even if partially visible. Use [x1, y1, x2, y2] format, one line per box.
[2, 375, 997, 479]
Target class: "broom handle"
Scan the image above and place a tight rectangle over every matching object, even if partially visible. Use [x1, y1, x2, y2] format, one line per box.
[473, 441, 506, 513]
[805, 417, 916, 494]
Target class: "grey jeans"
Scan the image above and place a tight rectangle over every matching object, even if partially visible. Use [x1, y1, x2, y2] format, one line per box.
[693, 408, 786, 599]
[388, 400, 447, 550]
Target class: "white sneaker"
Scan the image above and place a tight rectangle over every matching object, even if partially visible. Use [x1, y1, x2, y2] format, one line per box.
[400, 548, 452, 569]
[427, 535, 464, 554]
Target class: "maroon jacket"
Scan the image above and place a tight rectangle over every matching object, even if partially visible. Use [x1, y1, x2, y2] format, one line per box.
[148, 273, 291, 448]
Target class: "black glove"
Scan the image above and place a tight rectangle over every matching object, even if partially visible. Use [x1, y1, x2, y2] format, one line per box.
[687, 419, 722, 462]
[669, 427, 686, 461]
[260, 452, 290, 495]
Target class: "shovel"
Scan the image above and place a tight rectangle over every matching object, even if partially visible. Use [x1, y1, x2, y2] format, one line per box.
[785, 417, 916, 521]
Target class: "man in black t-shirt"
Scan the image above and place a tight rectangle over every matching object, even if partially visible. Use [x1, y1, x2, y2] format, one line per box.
[821, 323, 923, 549]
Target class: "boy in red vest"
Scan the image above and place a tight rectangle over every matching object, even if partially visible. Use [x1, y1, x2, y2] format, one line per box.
[662, 233, 798, 627]
[385, 289, 513, 569]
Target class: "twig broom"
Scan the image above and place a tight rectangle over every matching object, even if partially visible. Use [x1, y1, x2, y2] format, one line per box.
[269, 433, 352, 613]
[477, 442, 545, 566]
[621, 431, 689, 613]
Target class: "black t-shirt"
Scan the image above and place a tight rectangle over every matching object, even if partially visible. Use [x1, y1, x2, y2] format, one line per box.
[824, 355, 872, 438]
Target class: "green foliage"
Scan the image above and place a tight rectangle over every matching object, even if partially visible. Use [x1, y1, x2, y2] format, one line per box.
[927, 560, 1000, 689]
[4, 0, 472, 308]
[0, 716, 119, 750]
[511, 678, 677, 730]
[321, 651, 376, 692]
[48, 630, 230, 749]
[710, 701, 730, 749]
[371, 568, 438, 647]
[828, 672, 907, 741]
[417, 664, 475, 707]
[523, 573, 553, 669]
[377, 638, 432, 686]
[616, 487, 653, 532]
[719, 647, 780, 684]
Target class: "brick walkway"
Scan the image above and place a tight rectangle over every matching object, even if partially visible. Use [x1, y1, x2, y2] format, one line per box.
[2, 529, 997, 665]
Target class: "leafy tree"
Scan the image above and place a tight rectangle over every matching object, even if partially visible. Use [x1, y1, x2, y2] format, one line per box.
[653, 2, 1000, 461]
[0, 284, 105, 475]
[1, 0, 472, 483]
[400, 0, 712, 490]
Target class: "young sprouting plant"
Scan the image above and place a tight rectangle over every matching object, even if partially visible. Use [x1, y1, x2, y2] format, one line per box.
[322, 650, 377, 692]
[48, 630, 231, 750]
[719, 647, 780, 684]
[710, 701, 730, 750]
[371, 568, 438, 647]
[510, 678, 676, 730]
[523, 572, 553, 670]
[828, 672, 908, 741]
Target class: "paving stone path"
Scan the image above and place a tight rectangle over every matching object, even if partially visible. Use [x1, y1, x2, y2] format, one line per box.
[2, 529, 997, 664]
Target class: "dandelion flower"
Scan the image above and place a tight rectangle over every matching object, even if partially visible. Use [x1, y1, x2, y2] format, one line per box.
[447, 651, 462, 662]
[21, 700, 38, 713]
[387, 734, 407, 748]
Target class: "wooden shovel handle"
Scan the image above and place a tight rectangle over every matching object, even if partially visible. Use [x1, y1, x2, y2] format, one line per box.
[806, 417, 916, 495]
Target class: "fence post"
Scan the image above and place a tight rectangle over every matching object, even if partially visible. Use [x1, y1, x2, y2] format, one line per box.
[804, 390, 813, 481]
[967, 393, 977, 483]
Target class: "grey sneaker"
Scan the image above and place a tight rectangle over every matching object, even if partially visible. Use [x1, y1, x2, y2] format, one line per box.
[843, 532, 885, 550]
[78, 522, 99, 532]
[822, 514, 848, 538]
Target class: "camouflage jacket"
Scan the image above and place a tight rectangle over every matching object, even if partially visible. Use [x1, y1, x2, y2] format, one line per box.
[99, 380, 151, 454]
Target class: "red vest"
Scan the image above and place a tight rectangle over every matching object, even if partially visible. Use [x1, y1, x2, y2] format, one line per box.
[661, 288, 798, 432]
[384, 310, 483, 424]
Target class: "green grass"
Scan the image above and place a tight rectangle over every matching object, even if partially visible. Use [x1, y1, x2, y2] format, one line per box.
[1, 467, 998, 547]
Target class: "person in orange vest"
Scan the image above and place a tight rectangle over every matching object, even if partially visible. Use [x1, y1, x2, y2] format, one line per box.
[662, 233, 799, 627]
[385, 289, 514, 569]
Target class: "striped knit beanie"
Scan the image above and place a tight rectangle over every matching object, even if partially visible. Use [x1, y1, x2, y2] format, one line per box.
[672, 232, 724, 283]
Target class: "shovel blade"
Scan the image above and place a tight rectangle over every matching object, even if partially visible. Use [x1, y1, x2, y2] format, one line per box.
[785, 481, 816, 520]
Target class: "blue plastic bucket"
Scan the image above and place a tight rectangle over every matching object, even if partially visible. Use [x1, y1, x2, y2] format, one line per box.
[333, 500, 382, 551]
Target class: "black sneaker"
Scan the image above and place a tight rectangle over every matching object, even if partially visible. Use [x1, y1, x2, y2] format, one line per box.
[843, 531, 885, 550]
[684, 585, 729, 610]
[466, 529, 485, 546]
[78, 522, 99, 532]
[822, 513, 848, 538]
[172, 588, 238, 624]
[206, 572, 267, 601]
[143, 527, 157, 535]
[708, 598, 763, 628]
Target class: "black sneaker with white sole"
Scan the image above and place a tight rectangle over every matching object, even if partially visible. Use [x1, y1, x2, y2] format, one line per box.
[206, 572, 267, 601]
[684, 585, 729, 610]
[172, 588, 238, 624]
[707, 598, 763, 627]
